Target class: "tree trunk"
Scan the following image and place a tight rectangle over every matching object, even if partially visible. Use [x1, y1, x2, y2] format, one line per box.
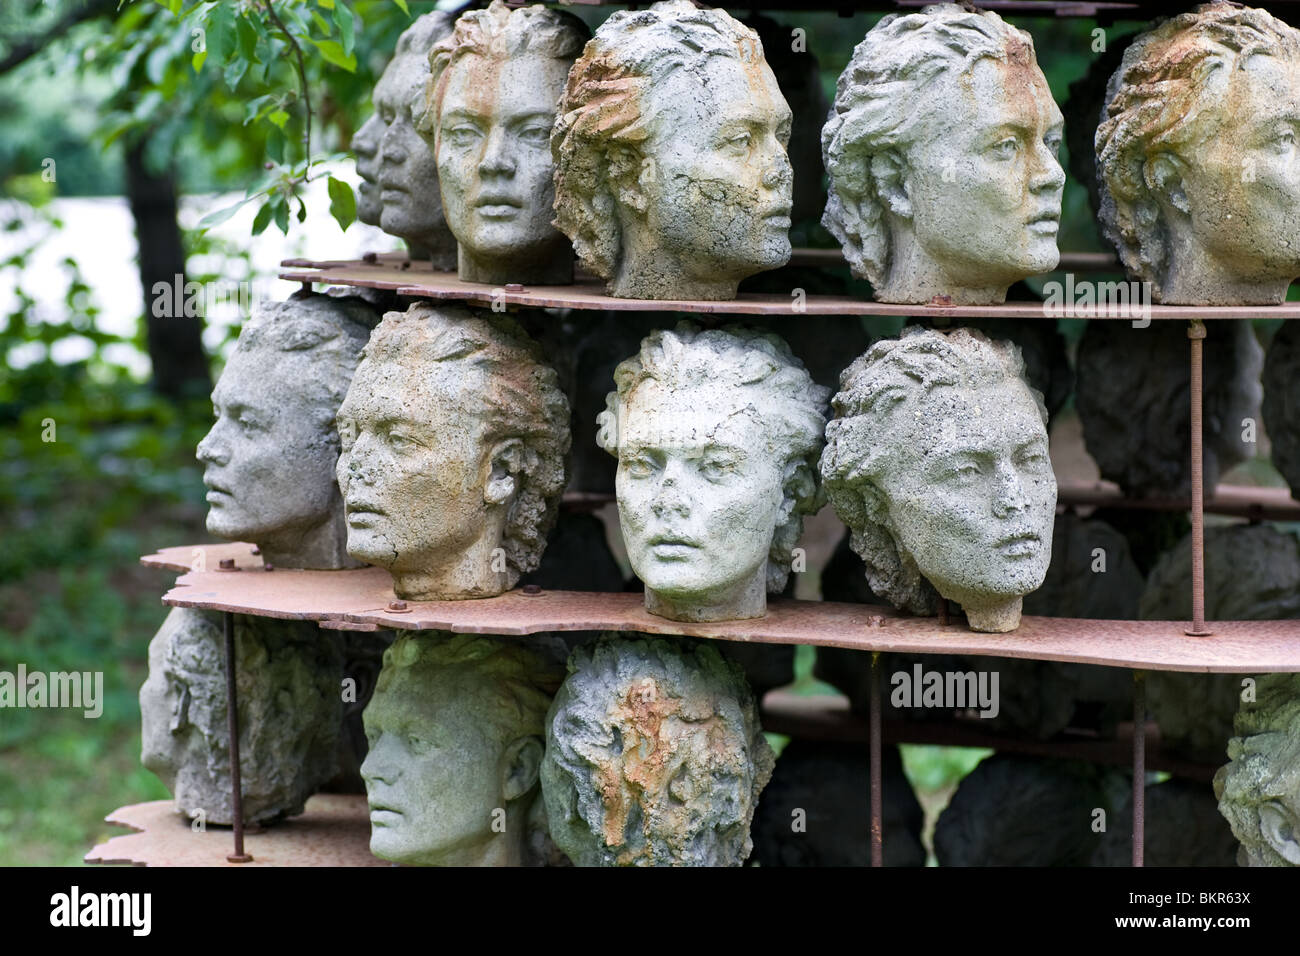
[125, 137, 210, 400]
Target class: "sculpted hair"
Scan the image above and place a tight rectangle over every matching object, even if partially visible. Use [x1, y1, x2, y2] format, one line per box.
[375, 632, 564, 749]
[414, 0, 589, 142]
[541, 636, 774, 866]
[1214, 673, 1300, 867]
[822, 5, 1037, 286]
[551, 0, 765, 279]
[821, 326, 1047, 614]
[1096, 3, 1300, 298]
[160, 611, 342, 818]
[595, 322, 829, 592]
[360, 303, 571, 576]
[232, 294, 374, 426]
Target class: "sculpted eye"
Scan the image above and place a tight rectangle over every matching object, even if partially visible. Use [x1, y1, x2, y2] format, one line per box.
[518, 125, 550, 146]
[388, 429, 419, 452]
[1045, 134, 1063, 158]
[446, 125, 480, 148]
[622, 455, 655, 479]
[990, 137, 1019, 159]
[1275, 128, 1296, 152]
[699, 458, 735, 482]
[723, 131, 752, 153]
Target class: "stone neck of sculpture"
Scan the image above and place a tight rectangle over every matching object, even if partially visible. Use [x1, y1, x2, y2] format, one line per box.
[1160, 223, 1292, 306]
[389, 507, 511, 601]
[611, 212, 740, 301]
[458, 241, 572, 286]
[407, 238, 458, 272]
[644, 560, 768, 623]
[880, 215, 1010, 305]
[955, 592, 1024, 634]
[427, 796, 533, 867]
[260, 494, 361, 570]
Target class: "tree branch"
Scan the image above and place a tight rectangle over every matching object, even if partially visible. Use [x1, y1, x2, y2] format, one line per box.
[263, 0, 313, 176]
[0, 0, 118, 76]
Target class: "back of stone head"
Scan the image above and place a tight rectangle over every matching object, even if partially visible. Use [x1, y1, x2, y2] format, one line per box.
[1096, 2, 1300, 301]
[551, 0, 769, 281]
[1215, 673, 1300, 866]
[541, 635, 775, 866]
[821, 3, 1037, 287]
[416, 0, 589, 139]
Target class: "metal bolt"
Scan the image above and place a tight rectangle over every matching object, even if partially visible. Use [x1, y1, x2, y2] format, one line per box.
[929, 294, 954, 307]
[263, 563, 274, 572]
[504, 283, 525, 292]
[363, 251, 378, 264]
[218, 558, 236, 571]
[250, 547, 260, 556]
[521, 584, 542, 596]
[387, 600, 410, 613]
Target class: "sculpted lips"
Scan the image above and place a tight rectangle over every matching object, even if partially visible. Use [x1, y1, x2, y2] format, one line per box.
[997, 530, 1041, 558]
[203, 473, 233, 501]
[647, 532, 700, 559]
[763, 204, 793, 230]
[346, 499, 387, 526]
[1027, 209, 1060, 234]
[474, 194, 523, 219]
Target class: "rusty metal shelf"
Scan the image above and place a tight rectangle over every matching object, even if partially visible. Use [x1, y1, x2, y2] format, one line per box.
[279, 257, 1300, 320]
[145, 544, 1300, 673]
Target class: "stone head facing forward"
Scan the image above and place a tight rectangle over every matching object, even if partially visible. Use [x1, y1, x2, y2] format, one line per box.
[351, 12, 457, 266]
[821, 4, 1065, 304]
[821, 327, 1057, 633]
[552, 0, 794, 300]
[540, 636, 775, 867]
[413, 1, 589, 285]
[1097, 3, 1300, 305]
[1215, 673, 1300, 866]
[196, 294, 374, 569]
[596, 323, 828, 622]
[335, 303, 570, 600]
[360, 632, 564, 866]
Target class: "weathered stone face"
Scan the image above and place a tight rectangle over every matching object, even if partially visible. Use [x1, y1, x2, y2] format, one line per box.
[597, 324, 827, 622]
[821, 327, 1056, 632]
[1215, 673, 1300, 867]
[335, 304, 569, 600]
[360, 633, 563, 866]
[196, 295, 373, 570]
[540, 636, 774, 867]
[139, 607, 343, 826]
[351, 13, 456, 264]
[1097, 3, 1300, 305]
[822, 5, 1064, 304]
[552, 0, 793, 301]
[434, 52, 572, 283]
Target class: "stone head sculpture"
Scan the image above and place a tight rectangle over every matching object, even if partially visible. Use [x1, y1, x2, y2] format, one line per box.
[1097, 3, 1300, 305]
[540, 636, 774, 867]
[596, 323, 828, 622]
[335, 303, 570, 600]
[360, 632, 565, 866]
[821, 327, 1057, 633]
[1215, 673, 1300, 866]
[351, 12, 457, 266]
[821, 4, 1065, 304]
[196, 294, 374, 569]
[139, 607, 343, 825]
[552, 0, 794, 300]
[413, 0, 589, 285]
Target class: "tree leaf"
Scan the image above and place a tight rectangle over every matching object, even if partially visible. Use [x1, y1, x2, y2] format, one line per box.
[197, 197, 250, 231]
[273, 195, 290, 235]
[333, 2, 355, 57]
[251, 200, 273, 236]
[191, 49, 207, 73]
[307, 38, 357, 73]
[327, 176, 356, 231]
[392, 0, 410, 15]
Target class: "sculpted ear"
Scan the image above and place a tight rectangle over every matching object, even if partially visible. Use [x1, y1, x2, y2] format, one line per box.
[871, 149, 912, 221]
[607, 145, 649, 215]
[1144, 153, 1190, 215]
[860, 481, 887, 524]
[484, 438, 524, 506]
[500, 735, 544, 802]
[1259, 800, 1300, 865]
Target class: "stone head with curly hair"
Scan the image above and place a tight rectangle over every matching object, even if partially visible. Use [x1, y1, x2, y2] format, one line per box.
[1097, 2, 1300, 304]
[821, 327, 1056, 633]
[361, 631, 566, 866]
[412, 0, 589, 285]
[821, 3, 1064, 304]
[336, 302, 570, 600]
[540, 635, 774, 866]
[552, 0, 793, 300]
[1214, 673, 1300, 866]
[596, 322, 828, 622]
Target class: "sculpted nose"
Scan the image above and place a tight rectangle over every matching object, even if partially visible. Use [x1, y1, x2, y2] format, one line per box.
[478, 127, 515, 176]
[650, 465, 690, 518]
[195, 426, 229, 467]
[991, 464, 1030, 518]
[762, 148, 793, 191]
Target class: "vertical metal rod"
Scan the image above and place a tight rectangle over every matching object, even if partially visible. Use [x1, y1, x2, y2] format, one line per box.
[869, 651, 883, 868]
[1132, 669, 1146, 868]
[223, 612, 253, 863]
[1187, 321, 1211, 637]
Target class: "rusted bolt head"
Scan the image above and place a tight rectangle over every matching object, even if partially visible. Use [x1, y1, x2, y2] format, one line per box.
[250, 547, 261, 556]
[504, 283, 525, 292]
[929, 294, 954, 307]
[263, 562, 274, 572]
[387, 600, 410, 613]
[521, 584, 542, 596]
[362, 251, 378, 264]
[867, 615, 887, 628]
[218, 558, 236, 570]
